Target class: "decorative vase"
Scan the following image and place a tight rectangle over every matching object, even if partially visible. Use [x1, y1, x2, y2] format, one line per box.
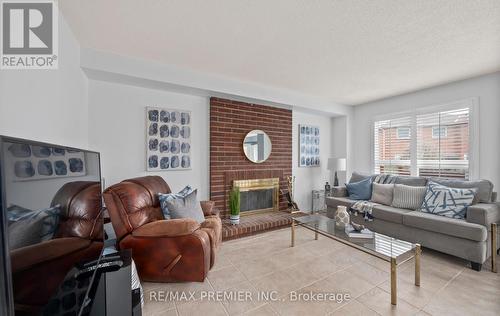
[335, 206, 350, 228]
[230, 214, 240, 225]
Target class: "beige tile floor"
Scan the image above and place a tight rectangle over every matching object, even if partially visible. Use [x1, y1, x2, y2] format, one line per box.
[142, 226, 500, 316]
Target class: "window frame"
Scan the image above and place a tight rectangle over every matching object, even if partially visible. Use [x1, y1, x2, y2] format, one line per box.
[370, 97, 479, 180]
[431, 126, 448, 139]
[396, 127, 411, 140]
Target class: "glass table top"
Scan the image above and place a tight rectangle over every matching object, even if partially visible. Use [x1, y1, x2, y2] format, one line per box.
[294, 214, 415, 261]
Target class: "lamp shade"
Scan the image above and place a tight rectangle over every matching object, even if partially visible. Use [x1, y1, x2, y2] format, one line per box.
[327, 158, 346, 171]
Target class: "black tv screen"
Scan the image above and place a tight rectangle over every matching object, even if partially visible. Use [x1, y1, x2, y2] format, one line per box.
[0, 136, 104, 315]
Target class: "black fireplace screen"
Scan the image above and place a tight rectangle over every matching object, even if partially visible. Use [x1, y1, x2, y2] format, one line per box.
[240, 188, 274, 212]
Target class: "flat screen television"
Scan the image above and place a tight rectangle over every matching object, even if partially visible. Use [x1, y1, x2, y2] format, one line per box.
[0, 136, 104, 315]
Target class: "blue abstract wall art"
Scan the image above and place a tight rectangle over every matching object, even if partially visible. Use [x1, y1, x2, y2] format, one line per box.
[146, 106, 192, 171]
[299, 124, 320, 167]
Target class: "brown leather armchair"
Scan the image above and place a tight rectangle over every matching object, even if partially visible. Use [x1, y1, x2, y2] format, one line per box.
[103, 176, 221, 282]
[11, 181, 104, 314]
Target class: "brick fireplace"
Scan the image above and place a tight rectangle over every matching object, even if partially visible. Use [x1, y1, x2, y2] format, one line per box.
[233, 178, 280, 214]
[209, 97, 293, 219]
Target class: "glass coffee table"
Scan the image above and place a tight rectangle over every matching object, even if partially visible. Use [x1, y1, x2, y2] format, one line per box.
[291, 214, 421, 305]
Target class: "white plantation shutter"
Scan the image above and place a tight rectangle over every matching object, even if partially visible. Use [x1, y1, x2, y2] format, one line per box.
[374, 116, 412, 176]
[417, 108, 470, 179]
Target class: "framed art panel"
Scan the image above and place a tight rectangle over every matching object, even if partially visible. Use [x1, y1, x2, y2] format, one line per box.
[299, 124, 320, 167]
[146, 106, 192, 171]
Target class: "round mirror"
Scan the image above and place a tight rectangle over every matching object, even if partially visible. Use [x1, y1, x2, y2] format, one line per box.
[243, 130, 272, 163]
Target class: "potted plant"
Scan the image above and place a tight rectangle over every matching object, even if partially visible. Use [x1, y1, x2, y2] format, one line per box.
[229, 186, 240, 225]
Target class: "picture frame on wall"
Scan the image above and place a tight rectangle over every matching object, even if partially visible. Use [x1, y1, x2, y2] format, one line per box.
[146, 106, 192, 171]
[299, 124, 320, 167]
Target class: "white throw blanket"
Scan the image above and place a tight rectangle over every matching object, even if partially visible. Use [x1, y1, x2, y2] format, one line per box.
[351, 201, 374, 221]
[349, 174, 397, 221]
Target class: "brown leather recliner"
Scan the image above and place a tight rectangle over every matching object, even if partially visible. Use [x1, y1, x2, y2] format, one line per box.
[10, 181, 104, 314]
[103, 176, 222, 282]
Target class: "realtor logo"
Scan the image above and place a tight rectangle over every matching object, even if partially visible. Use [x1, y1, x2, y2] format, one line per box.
[1, 0, 58, 69]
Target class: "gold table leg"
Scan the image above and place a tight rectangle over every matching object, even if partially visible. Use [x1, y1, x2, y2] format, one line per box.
[492, 223, 497, 273]
[291, 219, 295, 247]
[391, 258, 397, 305]
[415, 244, 421, 286]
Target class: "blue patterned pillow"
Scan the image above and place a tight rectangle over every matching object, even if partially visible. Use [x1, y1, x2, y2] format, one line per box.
[158, 185, 193, 219]
[420, 181, 476, 219]
[7, 204, 61, 249]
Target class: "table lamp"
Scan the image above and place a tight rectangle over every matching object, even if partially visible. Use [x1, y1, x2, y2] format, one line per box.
[327, 158, 346, 186]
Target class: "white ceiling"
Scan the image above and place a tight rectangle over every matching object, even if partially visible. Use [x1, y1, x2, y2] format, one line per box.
[60, 0, 500, 105]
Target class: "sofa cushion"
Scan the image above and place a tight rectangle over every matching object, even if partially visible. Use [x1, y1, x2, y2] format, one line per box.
[349, 172, 374, 183]
[331, 186, 348, 197]
[392, 184, 427, 210]
[403, 211, 487, 242]
[394, 176, 427, 187]
[346, 178, 372, 200]
[372, 204, 412, 224]
[370, 183, 394, 205]
[430, 178, 493, 204]
[420, 181, 476, 219]
[373, 174, 397, 184]
[326, 197, 356, 209]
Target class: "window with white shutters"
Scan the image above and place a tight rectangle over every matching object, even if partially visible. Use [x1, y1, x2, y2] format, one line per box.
[373, 116, 412, 176]
[417, 108, 470, 179]
[373, 101, 474, 180]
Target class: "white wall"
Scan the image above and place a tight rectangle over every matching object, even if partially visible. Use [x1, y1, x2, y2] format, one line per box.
[88, 79, 337, 210]
[352, 72, 500, 189]
[87, 80, 210, 199]
[292, 110, 334, 211]
[331, 115, 349, 185]
[0, 13, 88, 148]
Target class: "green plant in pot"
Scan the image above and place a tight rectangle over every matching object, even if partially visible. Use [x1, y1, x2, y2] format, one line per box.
[229, 186, 240, 225]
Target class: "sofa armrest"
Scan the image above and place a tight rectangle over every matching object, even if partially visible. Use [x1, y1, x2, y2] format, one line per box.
[331, 186, 348, 197]
[10, 237, 100, 273]
[132, 219, 200, 238]
[200, 200, 219, 216]
[466, 203, 500, 228]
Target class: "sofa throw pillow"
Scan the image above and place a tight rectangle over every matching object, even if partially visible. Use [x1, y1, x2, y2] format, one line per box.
[370, 183, 394, 205]
[373, 174, 397, 185]
[7, 204, 60, 250]
[391, 184, 427, 210]
[420, 181, 477, 219]
[158, 185, 194, 219]
[346, 177, 372, 200]
[349, 172, 374, 184]
[164, 189, 205, 223]
[429, 178, 491, 204]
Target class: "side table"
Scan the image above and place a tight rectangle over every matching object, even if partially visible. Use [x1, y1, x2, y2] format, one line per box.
[311, 189, 331, 213]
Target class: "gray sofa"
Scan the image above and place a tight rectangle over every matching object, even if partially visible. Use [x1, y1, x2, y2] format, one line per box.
[326, 172, 500, 271]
